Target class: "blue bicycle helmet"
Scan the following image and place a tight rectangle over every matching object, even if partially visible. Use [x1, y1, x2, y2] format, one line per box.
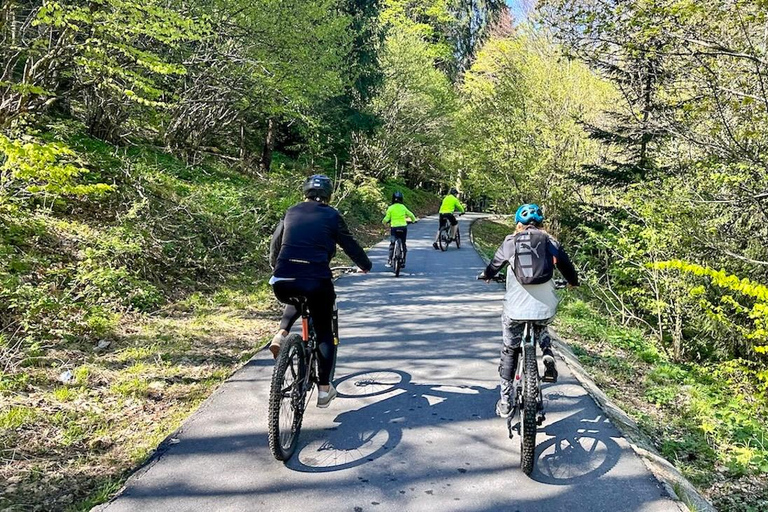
[515, 203, 544, 225]
[392, 191, 404, 203]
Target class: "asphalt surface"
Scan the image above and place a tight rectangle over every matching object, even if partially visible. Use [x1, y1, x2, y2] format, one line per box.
[99, 213, 681, 512]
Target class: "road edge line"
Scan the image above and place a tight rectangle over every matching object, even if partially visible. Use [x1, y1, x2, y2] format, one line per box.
[469, 216, 714, 512]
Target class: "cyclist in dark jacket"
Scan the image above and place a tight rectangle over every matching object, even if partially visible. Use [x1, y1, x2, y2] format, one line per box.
[269, 174, 372, 407]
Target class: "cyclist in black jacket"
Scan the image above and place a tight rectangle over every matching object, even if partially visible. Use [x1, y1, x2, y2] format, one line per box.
[268, 175, 372, 407]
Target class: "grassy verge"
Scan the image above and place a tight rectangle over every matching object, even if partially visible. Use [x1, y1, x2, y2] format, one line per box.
[472, 218, 768, 512]
[1, 283, 277, 511]
[1, 123, 438, 510]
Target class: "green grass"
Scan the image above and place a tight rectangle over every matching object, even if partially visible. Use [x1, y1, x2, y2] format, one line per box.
[470, 215, 515, 261]
[557, 296, 768, 508]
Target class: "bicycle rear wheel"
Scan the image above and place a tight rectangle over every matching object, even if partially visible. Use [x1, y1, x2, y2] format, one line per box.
[520, 345, 538, 475]
[393, 240, 402, 277]
[268, 334, 308, 461]
[438, 228, 448, 251]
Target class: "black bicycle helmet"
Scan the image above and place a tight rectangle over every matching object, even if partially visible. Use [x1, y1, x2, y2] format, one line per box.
[392, 191, 404, 203]
[449, 187, 458, 195]
[302, 174, 333, 201]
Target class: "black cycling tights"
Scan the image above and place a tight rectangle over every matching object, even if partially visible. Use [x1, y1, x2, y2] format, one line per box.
[272, 278, 336, 386]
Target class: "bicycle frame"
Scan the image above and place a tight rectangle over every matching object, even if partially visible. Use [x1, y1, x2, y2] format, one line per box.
[297, 299, 341, 393]
[507, 322, 544, 435]
[438, 218, 460, 250]
[394, 237, 404, 256]
[439, 219, 454, 238]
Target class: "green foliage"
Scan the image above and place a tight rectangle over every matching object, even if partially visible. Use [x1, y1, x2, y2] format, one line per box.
[380, 0, 457, 63]
[455, 31, 615, 215]
[536, 0, 768, 369]
[1, 0, 203, 134]
[352, 24, 457, 188]
[652, 260, 768, 358]
[0, 406, 39, 430]
[557, 296, 768, 480]
[0, 134, 113, 198]
[0, 127, 297, 374]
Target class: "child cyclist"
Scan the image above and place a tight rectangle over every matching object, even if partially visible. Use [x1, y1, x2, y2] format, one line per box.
[433, 188, 465, 249]
[383, 191, 418, 268]
[479, 203, 579, 418]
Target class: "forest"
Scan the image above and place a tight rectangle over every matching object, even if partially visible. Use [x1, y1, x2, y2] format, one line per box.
[1, 0, 767, 510]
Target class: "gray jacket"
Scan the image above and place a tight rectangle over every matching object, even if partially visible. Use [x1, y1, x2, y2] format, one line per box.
[483, 227, 579, 321]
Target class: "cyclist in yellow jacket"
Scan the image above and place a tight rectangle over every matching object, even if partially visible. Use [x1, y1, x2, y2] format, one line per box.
[383, 191, 418, 268]
[433, 188, 465, 249]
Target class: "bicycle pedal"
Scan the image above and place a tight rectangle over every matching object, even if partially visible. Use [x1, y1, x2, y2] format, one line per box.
[537, 413, 546, 425]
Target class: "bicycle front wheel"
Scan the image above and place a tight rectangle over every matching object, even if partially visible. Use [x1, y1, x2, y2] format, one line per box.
[268, 334, 308, 461]
[521, 346, 538, 475]
[455, 226, 461, 248]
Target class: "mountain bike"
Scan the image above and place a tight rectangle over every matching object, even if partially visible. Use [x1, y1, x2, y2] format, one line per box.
[267, 266, 356, 461]
[479, 273, 567, 475]
[392, 235, 405, 277]
[438, 214, 461, 251]
[391, 220, 415, 277]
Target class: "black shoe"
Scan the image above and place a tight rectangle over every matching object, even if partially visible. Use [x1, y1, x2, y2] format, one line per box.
[542, 352, 558, 383]
[496, 398, 512, 418]
[432, 242, 439, 250]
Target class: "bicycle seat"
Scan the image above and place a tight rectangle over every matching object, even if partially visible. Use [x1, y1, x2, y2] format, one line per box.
[282, 295, 309, 310]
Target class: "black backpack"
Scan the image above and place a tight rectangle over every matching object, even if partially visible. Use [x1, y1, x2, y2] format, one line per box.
[511, 228, 554, 285]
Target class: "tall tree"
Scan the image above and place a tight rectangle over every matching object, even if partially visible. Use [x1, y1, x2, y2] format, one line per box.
[539, 0, 675, 185]
[452, 0, 508, 72]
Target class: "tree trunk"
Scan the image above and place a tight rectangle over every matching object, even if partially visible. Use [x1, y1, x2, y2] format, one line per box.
[259, 118, 276, 172]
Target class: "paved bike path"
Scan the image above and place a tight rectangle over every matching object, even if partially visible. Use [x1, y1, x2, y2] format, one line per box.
[99, 214, 682, 512]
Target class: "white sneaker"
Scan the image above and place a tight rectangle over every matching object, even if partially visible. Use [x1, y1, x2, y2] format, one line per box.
[317, 384, 337, 408]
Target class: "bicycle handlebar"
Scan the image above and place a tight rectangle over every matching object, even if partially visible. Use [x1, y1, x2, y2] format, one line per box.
[331, 266, 359, 274]
[477, 273, 571, 289]
[477, 273, 505, 283]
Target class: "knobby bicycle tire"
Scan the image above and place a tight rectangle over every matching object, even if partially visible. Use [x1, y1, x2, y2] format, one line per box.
[438, 228, 448, 251]
[521, 345, 538, 475]
[456, 227, 461, 249]
[268, 334, 307, 461]
[394, 240, 402, 277]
